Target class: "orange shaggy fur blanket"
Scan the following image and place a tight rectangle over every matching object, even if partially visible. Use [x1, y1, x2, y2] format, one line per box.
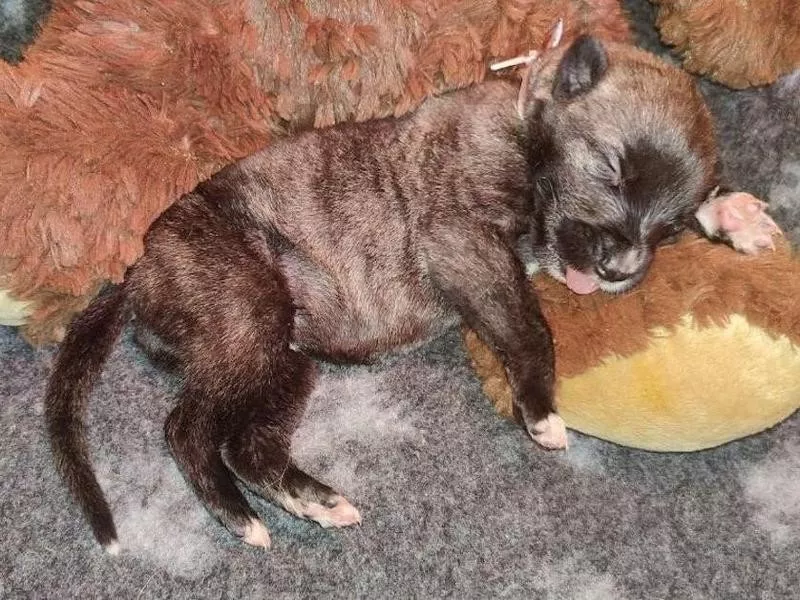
[0, 0, 630, 343]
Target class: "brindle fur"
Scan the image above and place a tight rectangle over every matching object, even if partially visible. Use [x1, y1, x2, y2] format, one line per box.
[45, 37, 721, 551]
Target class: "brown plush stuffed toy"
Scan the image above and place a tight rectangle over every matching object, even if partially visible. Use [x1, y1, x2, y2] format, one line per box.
[651, 0, 800, 88]
[465, 235, 800, 451]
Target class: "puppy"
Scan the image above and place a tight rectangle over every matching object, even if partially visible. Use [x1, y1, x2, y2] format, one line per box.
[44, 35, 779, 553]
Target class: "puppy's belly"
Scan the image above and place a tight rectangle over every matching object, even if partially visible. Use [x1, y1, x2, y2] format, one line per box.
[282, 258, 454, 363]
[291, 293, 455, 363]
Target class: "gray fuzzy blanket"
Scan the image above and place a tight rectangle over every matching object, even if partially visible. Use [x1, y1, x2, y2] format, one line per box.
[0, 0, 50, 63]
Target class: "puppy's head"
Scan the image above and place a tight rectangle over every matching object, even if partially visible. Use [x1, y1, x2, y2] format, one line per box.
[523, 36, 718, 294]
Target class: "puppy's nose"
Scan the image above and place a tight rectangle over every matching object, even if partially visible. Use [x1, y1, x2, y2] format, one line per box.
[595, 263, 633, 282]
[597, 248, 647, 282]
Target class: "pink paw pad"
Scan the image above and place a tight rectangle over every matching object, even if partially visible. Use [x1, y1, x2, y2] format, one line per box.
[696, 192, 782, 255]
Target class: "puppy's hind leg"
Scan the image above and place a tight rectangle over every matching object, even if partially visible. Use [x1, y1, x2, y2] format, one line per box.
[165, 395, 270, 548]
[167, 305, 358, 545]
[161, 283, 299, 549]
[222, 352, 361, 530]
[227, 445, 362, 530]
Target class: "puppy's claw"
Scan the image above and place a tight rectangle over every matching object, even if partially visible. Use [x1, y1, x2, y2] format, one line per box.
[529, 413, 569, 450]
[304, 496, 362, 528]
[242, 519, 271, 549]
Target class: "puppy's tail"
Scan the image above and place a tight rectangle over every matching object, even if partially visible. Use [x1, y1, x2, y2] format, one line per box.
[45, 282, 130, 554]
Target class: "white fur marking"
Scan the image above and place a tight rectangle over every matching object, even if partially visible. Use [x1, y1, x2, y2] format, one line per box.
[242, 519, 271, 549]
[524, 260, 541, 278]
[530, 413, 569, 450]
[104, 541, 121, 556]
[304, 497, 362, 529]
[546, 265, 567, 284]
[598, 278, 636, 294]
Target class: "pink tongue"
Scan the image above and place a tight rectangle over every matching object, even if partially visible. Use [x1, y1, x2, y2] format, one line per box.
[565, 267, 600, 295]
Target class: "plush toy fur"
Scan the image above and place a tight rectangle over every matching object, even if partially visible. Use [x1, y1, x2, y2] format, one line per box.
[465, 236, 800, 451]
[0, 0, 630, 344]
[651, 0, 800, 88]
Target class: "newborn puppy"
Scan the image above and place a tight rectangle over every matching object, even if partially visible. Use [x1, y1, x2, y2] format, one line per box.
[44, 36, 779, 553]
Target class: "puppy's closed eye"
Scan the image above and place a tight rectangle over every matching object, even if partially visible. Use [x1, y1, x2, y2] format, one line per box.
[595, 154, 622, 191]
[606, 155, 641, 193]
[608, 156, 622, 186]
[648, 222, 682, 246]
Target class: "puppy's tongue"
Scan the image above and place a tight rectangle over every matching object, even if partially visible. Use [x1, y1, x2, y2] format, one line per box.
[565, 267, 599, 295]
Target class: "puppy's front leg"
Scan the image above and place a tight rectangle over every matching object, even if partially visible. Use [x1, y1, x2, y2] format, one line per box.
[695, 189, 783, 254]
[427, 229, 567, 450]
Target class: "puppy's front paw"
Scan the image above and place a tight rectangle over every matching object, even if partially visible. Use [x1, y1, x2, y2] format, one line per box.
[528, 412, 569, 450]
[696, 192, 782, 254]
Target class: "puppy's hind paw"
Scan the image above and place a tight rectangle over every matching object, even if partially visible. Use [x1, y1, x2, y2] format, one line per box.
[696, 191, 783, 255]
[528, 413, 569, 450]
[304, 496, 362, 529]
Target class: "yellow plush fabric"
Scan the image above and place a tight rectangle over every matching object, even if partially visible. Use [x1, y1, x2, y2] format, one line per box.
[0, 290, 31, 326]
[558, 315, 800, 451]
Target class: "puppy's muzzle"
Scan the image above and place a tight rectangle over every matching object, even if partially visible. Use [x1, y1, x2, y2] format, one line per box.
[596, 262, 634, 282]
[596, 247, 650, 292]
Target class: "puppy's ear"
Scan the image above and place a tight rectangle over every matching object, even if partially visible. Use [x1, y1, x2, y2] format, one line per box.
[552, 36, 608, 101]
